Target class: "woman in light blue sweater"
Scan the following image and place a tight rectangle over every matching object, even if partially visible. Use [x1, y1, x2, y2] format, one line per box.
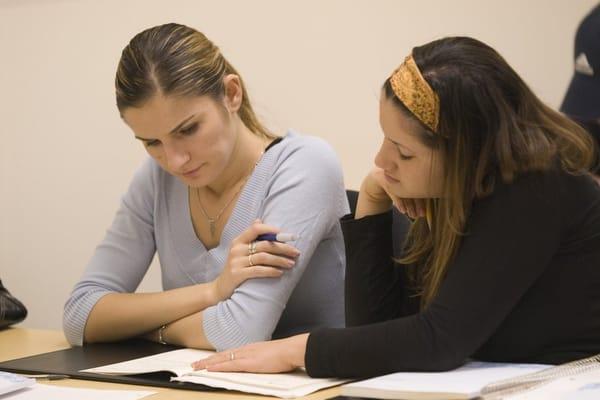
[63, 23, 348, 351]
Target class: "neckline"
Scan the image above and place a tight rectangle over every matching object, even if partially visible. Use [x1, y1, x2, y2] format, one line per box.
[183, 133, 286, 254]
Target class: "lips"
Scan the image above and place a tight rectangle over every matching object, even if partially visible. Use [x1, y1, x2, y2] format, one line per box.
[182, 165, 202, 177]
[384, 172, 400, 183]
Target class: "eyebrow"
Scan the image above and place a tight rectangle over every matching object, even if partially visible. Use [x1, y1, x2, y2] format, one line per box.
[387, 136, 414, 153]
[134, 114, 196, 142]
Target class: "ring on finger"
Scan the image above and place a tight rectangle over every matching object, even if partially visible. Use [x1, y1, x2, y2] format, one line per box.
[229, 351, 235, 361]
[248, 254, 255, 267]
[249, 241, 257, 255]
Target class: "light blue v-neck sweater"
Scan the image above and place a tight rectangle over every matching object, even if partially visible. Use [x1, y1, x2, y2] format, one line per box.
[63, 131, 348, 350]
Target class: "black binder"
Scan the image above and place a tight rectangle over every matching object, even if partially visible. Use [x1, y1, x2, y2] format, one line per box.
[0, 339, 216, 391]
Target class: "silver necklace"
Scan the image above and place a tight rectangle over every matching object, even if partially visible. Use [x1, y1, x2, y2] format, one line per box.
[194, 152, 264, 238]
[195, 180, 245, 238]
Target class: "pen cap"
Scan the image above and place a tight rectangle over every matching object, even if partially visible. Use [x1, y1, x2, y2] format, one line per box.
[276, 233, 297, 242]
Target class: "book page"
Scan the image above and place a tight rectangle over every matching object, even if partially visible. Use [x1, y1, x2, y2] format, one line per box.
[174, 370, 348, 398]
[82, 348, 213, 377]
[506, 369, 600, 400]
[82, 348, 347, 398]
[5, 383, 155, 400]
[0, 371, 35, 396]
[342, 361, 549, 398]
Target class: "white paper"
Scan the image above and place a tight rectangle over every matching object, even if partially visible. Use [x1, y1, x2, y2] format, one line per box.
[1, 383, 155, 400]
[342, 361, 549, 398]
[83, 348, 213, 377]
[82, 348, 347, 398]
[0, 372, 35, 396]
[505, 369, 600, 400]
[174, 370, 347, 398]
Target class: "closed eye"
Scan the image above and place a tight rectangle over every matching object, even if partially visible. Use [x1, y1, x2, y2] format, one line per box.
[179, 122, 198, 136]
[144, 139, 161, 147]
[398, 152, 414, 161]
[386, 137, 414, 160]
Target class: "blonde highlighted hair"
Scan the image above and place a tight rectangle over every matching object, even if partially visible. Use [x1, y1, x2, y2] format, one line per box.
[385, 37, 595, 308]
[115, 23, 275, 140]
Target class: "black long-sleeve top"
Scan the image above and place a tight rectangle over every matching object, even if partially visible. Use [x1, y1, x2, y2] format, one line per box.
[305, 168, 600, 378]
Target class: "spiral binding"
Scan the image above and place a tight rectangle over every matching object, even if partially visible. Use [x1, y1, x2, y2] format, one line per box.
[477, 353, 600, 399]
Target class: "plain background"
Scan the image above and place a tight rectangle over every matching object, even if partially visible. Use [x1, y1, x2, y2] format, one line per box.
[1, 0, 597, 331]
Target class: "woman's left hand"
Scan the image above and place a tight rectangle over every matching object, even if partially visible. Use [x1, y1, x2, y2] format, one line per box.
[191, 333, 309, 373]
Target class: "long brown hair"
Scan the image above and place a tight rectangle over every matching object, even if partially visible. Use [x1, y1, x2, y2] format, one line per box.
[115, 23, 275, 139]
[385, 37, 595, 307]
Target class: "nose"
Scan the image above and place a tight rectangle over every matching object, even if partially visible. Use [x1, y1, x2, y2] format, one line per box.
[374, 139, 395, 171]
[163, 141, 190, 171]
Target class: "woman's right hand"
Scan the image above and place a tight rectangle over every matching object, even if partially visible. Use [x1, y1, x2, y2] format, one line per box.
[211, 220, 300, 302]
[359, 167, 426, 219]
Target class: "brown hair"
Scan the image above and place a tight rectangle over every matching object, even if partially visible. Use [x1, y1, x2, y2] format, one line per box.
[384, 36, 595, 307]
[115, 23, 275, 139]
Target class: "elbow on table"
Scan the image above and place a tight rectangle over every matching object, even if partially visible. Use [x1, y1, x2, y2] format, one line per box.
[62, 313, 84, 347]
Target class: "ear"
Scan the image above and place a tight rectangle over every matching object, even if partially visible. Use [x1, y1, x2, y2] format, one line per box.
[222, 74, 243, 113]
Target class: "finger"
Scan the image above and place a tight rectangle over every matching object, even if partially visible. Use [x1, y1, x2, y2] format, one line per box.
[250, 253, 296, 269]
[206, 359, 258, 373]
[416, 199, 426, 218]
[235, 222, 281, 244]
[254, 241, 300, 258]
[404, 199, 416, 218]
[191, 351, 231, 370]
[395, 199, 407, 214]
[244, 266, 285, 279]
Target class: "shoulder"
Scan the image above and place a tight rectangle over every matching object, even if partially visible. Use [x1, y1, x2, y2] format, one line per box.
[469, 168, 598, 231]
[271, 130, 343, 172]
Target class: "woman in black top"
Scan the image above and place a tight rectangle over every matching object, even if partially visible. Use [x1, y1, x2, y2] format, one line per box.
[192, 36, 600, 378]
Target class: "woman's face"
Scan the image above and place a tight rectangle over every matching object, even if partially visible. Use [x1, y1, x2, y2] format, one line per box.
[375, 96, 444, 198]
[122, 93, 237, 188]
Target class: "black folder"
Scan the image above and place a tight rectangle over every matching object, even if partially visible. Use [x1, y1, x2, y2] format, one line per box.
[0, 339, 216, 391]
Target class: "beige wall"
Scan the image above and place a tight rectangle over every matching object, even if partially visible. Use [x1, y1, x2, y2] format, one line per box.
[1, 0, 595, 330]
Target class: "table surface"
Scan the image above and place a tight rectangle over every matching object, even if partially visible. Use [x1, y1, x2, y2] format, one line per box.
[0, 327, 343, 400]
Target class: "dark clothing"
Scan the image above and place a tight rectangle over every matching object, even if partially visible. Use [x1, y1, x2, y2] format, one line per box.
[305, 169, 600, 378]
[573, 117, 600, 173]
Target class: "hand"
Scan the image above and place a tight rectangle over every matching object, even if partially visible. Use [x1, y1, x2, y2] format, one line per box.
[191, 333, 309, 373]
[395, 198, 427, 220]
[212, 220, 301, 302]
[359, 167, 427, 219]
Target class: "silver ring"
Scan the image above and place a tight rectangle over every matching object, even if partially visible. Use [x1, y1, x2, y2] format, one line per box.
[229, 351, 235, 361]
[248, 254, 255, 267]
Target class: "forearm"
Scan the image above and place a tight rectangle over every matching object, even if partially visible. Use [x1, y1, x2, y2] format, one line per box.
[146, 312, 214, 350]
[342, 211, 405, 326]
[84, 282, 218, 343]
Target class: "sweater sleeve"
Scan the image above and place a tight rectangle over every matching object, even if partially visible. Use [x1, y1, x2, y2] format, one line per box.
[202, 137, 348, 351]
[305, 172, 562, 378]
[342, 211, 417, 327]
[62, 158, 157, 346]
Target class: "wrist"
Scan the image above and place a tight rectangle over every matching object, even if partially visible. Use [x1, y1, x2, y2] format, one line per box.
[356, 191, 392, 219]
[288, 333, 309, 368]
[157, 324, 169, 345]
[203, 280, 220, 305]
[357, 178, 392, 218]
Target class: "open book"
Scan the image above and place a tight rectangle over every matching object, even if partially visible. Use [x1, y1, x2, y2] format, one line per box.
[341, 361, 550, 400]
[342, 353, 600, 400]
[82, 348, 347, 398]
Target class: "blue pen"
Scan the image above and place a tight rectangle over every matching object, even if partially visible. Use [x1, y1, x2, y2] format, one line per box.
[256, 233, 298, 242]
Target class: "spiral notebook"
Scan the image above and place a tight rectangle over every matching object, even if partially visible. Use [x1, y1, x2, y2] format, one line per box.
[341, 353, 600, 400]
